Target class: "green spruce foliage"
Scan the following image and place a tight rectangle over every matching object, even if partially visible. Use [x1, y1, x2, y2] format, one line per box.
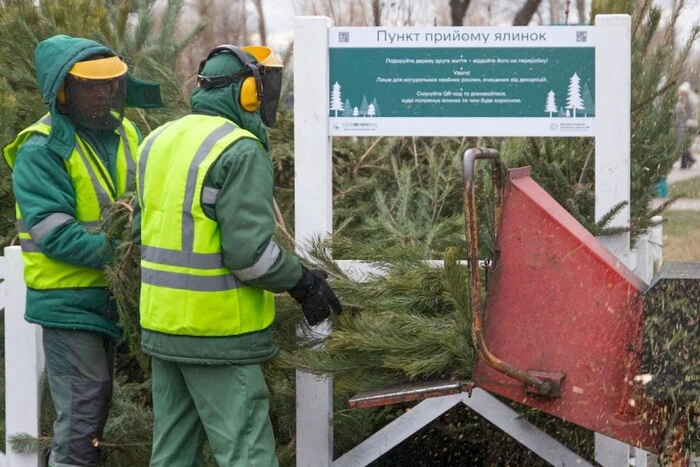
[0, 0, 199, 248]
[502, 0, 699, 243]
[279, 244, 475, 393]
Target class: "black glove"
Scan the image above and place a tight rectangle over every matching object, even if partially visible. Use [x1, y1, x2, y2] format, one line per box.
[288, 266, 343, 326]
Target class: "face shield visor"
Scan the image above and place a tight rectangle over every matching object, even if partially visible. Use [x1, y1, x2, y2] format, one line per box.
[241, 46, 284, 127]
[197, 45, 284, 127]
[61, 56, 128, 130]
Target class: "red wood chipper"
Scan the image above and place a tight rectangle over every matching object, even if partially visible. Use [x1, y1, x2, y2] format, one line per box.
[348, 148, 698, 465]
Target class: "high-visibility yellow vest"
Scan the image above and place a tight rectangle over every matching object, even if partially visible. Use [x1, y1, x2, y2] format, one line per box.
[3, 114, 140, 289]
[137, 114, 275, 337]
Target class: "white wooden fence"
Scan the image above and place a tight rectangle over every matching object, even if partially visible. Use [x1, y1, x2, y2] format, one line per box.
[0, 220, 670, 466]
[1, 246, 44, 467]
[0, 253, 4, 467]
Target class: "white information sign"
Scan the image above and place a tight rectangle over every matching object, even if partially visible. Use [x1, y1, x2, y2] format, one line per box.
[329, 26, 596, 137]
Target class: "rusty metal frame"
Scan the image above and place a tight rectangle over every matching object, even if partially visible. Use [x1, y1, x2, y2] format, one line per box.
[348, 380, 474, 409]
[463, 147, 559, 397]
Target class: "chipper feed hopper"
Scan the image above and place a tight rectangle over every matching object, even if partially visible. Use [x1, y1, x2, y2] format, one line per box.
[350, 148, 698, 463]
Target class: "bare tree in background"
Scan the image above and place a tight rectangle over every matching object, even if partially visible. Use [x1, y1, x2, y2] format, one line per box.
[178, 0, 249, 90]
[448, 0, 557, 27]
[251, 0, 268, 45]
[294, 0, 420, 26]
[577, 0, 586, 23]
[449, 0, 472, 25]
[294, 0, 368, 26]
[372, 0, 382, 26]
[295, 0, 548, 27]
[512, 0, 544, 25]
[550, 0, 561, 23]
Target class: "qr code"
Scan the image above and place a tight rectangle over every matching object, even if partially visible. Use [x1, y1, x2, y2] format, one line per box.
[338, 31, 350, 43]
[576, 30, 587, 42]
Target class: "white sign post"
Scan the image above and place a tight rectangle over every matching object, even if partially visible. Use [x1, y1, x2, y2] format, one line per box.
[294, 16, 335, 467]
[593, 14, 637, 467]
[4, 246, 44, 467]
[594, 15, 632, 263]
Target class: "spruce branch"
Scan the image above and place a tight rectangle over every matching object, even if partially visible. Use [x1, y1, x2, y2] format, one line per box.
[352, 136, 384, 176]
[281, 237, 475, 395]
[273, 197, 295, 249]
[8, 433, 52, 455]
[102, 192, 149, 381]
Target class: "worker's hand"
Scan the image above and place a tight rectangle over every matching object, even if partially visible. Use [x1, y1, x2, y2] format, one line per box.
[288, 266, 342, 326]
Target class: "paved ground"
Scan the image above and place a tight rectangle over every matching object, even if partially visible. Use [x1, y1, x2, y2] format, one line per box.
[666, 159, 700, 184]
[651, 160, 700, 211]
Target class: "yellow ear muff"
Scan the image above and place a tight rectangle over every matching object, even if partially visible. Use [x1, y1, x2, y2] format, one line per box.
[239, 75, 260, 111]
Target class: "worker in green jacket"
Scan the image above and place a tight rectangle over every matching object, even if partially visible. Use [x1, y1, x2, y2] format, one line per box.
[3, 34, 161, 466]
[134, 44, 342, 465]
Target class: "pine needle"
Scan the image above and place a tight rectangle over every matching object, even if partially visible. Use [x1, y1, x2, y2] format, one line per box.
[102, 192, 149, 381]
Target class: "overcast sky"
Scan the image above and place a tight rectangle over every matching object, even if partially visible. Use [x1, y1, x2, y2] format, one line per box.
[261, 0, 700, 51]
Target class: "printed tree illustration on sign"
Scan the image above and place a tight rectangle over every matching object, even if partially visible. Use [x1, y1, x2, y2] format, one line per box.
[581, 83, 595, 117]
[545, 90, 557, 117]
[565, 72, 584, 117]
[372, 97, 381, 117]
[367, 102, 376, 117]
[343, 99, 353, 117]
[360, 96, 369, 116]
[330, 81, 344, 116]
[353, 106, 359, 117]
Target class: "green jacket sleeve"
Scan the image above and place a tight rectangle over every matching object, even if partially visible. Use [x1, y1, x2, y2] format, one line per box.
[203, 138, 302, 292]
[13, 139, 114, 269]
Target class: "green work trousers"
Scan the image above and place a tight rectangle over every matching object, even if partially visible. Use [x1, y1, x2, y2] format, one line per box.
[150, 357, 278, 467]
[43, 327, 116, 467]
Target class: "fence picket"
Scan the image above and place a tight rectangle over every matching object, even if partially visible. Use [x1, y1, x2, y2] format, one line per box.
[3, 246, 43, 467]
[0, 253, 4, 466]
[1, 255, 5, 311]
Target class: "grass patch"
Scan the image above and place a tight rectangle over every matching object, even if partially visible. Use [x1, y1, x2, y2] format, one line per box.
[661, 210, 700, 262]
[668, 177, 700, 198]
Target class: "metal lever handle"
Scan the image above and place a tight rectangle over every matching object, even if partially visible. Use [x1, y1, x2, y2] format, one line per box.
[463, 148, 555, 397]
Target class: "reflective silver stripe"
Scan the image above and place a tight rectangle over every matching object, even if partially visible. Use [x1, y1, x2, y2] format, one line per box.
[39, 115, 52, 125]
[29, 212, 74, 242]
[141, 245, 222, 269]
[142, 266, 241, 291]
[20, 238, 41, 253]
[75, 142, 112, 212]
[117, 124, 136, 189]
[201, 186, 220, 204]
[18, 218, 99, 236]
[138, 134, 158, 207]
[182, 122, 236, 251]
[232, 241, 281, 280]
[138, 122, 175, 207]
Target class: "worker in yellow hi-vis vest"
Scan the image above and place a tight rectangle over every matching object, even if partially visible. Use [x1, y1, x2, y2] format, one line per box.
[134, 44, 342, 466]
[3, 34, 162, 466]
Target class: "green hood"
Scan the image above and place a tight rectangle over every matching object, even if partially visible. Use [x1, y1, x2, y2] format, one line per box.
[189, 51, 269, 149]
[34, 34, 163, 159]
